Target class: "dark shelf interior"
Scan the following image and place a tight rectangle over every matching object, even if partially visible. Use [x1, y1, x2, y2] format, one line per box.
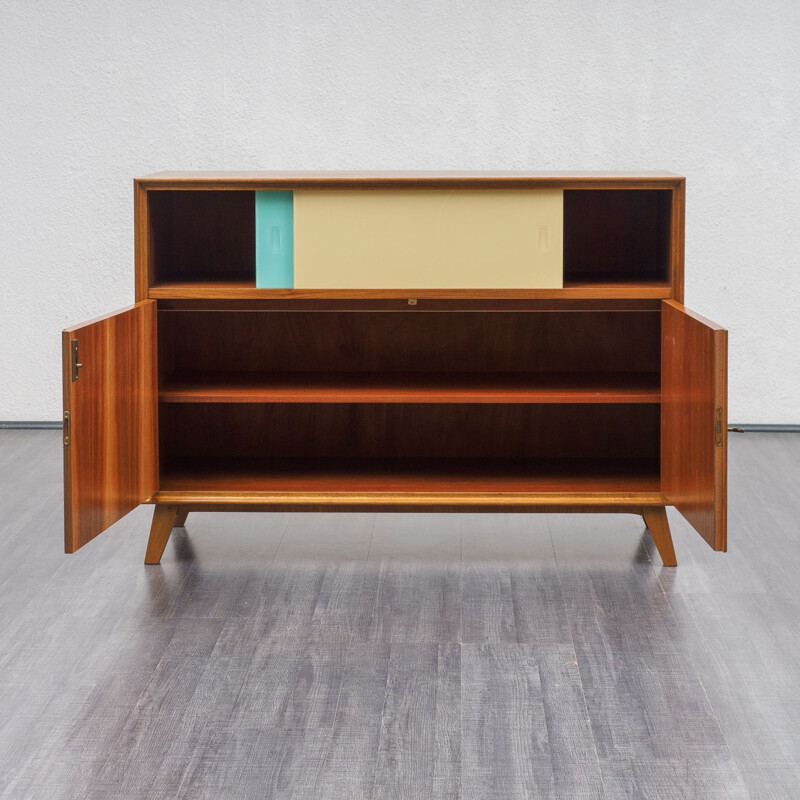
[148, 190, 255, 284]
[160, 456, 661, 495]
[157, 309, 661, 375]
[158, 402, 660, 461]
[563, 189, 672, 283]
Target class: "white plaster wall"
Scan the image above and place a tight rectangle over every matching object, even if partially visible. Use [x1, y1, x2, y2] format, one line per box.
[1, 0, 798, 422]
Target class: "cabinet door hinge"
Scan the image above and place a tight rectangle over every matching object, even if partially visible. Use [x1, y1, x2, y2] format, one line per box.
[715, 406, 724, 447]
[71, 339, 83, 381]
[63, 411, 71, 446]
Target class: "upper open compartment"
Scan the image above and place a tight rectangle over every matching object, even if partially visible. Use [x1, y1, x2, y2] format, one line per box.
[148, 190, 255, 287]
[563, 189, 672, 286]
[140, 175, 679, 300]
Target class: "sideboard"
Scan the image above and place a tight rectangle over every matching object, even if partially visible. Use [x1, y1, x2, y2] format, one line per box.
[62, 172, 727, 565]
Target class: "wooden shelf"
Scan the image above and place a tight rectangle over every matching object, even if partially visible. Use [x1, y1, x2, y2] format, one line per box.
[148, 280, 672, 301]
[158, 456, 662, 498]
[159, 371, 661, 404]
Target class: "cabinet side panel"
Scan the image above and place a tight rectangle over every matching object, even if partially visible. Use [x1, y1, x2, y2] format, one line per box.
[134, 182, 149, 301]
[662, 301, 727, 550]
[669, 181, 685, 303]
[63, 302, 158, 552]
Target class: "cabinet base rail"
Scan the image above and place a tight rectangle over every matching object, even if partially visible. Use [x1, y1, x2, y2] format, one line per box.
[143, 502, 678, 567]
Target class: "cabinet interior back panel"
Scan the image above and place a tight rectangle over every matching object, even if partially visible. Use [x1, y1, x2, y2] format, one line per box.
[293, 189, 563, 289]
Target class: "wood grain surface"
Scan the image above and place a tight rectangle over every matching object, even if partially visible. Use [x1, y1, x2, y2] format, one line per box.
[158, 370, 661, 405]
[144, 504, 178, 565]
[642, 504, 678, 566]
[62, 302, 157, 553]
[661, 301, 727, 550]
[136, 170, 684, 190]
[147, 280, 673, 301]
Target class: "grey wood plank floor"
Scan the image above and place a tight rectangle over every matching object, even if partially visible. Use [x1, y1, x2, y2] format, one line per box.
[0, 431, 798, 799]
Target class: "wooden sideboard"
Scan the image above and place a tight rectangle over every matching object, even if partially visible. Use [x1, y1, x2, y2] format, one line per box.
[62, 172, 727, 565]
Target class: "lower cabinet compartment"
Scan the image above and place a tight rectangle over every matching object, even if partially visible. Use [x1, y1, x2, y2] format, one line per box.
[156, 307, 663, 500]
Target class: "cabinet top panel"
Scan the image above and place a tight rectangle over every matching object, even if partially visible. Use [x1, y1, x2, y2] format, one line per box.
[136, 170, 684, 190]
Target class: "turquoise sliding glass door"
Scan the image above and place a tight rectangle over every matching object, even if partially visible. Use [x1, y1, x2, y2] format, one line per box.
[255, 191, 294, 288]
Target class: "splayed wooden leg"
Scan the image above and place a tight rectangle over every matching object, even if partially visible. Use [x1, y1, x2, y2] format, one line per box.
[642, 506, 677, 567]
[145, 505, 178, 565]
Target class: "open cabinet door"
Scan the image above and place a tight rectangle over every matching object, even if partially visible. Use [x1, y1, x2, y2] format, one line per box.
[62, 302, 157, 553]
[662, 300, 728, 551]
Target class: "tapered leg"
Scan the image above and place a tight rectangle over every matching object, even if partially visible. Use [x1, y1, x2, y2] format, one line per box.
[145, 505, 178, 565]
[642, 506, 677, 567]
[173, 507, 189, 528]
